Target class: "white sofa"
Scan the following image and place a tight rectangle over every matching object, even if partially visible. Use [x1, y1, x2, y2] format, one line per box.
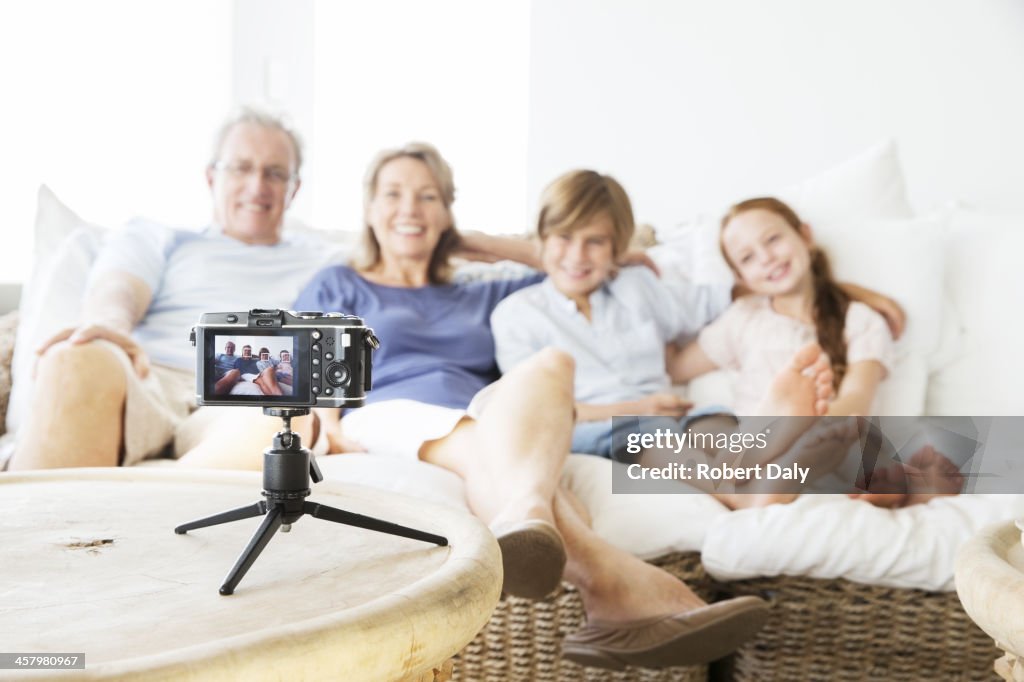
[3, 140, 1023, 681]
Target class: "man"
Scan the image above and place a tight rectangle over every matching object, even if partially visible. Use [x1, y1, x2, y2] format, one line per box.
[212, 341, 241, 396]
[9, 108, 328, 470]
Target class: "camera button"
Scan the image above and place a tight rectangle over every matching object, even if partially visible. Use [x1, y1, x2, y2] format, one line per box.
[312, 386, 320, 394]
[325, 352, 334, 360]
[324, 388, 333, 396]
[312, 372, 320, 379]
[312, 343, 321, 352]
[312, 358, 320, 366]
[312, 331, 322, 340]
[226, 314, 238, 323]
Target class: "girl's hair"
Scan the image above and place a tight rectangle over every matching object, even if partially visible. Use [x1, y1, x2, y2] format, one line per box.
[353, 142, 462, 284]
[537, 170, 635, 257]
[721, 197, 850, 388]
[259, 347, 270, 355]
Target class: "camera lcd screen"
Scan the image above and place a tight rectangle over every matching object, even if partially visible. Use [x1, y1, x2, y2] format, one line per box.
[203, 332, 309, 404]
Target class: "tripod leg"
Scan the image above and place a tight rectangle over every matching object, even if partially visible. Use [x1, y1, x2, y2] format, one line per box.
[175, 501, 268, 534]
[305, 502, 448, 547]
[220, 505, 285, 595]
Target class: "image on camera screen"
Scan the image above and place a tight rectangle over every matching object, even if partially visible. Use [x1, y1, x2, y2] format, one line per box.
[211, 335, 297, 398]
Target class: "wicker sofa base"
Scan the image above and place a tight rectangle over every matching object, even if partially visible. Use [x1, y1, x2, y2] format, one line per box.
[719, 575, 999, 682]
[454, 552, 998, 682]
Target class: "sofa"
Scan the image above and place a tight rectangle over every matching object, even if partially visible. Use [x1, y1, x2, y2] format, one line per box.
[3, 140, 1024, 681]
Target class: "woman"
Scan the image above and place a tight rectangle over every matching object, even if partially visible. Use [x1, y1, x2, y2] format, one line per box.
[291, 142, 769, 670]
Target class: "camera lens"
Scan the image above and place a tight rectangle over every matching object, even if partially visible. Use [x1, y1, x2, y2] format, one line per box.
[325, 362, 350, 388]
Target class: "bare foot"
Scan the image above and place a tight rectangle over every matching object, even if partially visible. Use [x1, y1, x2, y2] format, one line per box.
[851, 462, 909, 508]
[722, 417, 861, 508]
[903, 445, 964, 506]
[755, 342, 834, 417]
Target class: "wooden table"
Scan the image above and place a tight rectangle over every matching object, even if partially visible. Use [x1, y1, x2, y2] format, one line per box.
[0, 468, 502, 681]
[955, 520, 1024, 681]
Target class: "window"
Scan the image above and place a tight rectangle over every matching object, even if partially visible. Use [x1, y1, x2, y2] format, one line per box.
[1, 1, 232, 282]
[311, 1, 530, 235]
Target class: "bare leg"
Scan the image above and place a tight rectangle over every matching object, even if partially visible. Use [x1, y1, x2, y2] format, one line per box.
[214, 369, 241, 395]
[419, 347, 574, 528]
[10, 342, 127, 469]
[253, 368, 283, 396]
[556, 487, 705, 622]
[175, 407, 286, 470]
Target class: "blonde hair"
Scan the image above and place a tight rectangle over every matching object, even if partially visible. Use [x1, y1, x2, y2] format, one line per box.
[536, 170, 635, 257]
[721, 197, 850, 389]
[353, 142, 462, 284]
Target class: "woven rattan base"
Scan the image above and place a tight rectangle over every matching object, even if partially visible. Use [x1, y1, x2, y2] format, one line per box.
[453, 552, 713, 682]
[718, 575, 999, 682]
[454, 552, 998, 681]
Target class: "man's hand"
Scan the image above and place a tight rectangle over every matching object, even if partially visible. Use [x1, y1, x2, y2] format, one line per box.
[629, 393, 693, 417]
[36, 324, 151, 378]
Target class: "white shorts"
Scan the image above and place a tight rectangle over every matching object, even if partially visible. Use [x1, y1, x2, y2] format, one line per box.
[341, 399, 468, 459]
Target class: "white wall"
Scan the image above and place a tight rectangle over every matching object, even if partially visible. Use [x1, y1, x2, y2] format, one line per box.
[232, 0, 316, 226]
[527, 0, 1024, 230]
[1, 1, 233, 282]
[231, 0, 531, 235]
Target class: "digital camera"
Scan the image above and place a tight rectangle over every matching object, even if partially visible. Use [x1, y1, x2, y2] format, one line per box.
[192, 309, 379, 408]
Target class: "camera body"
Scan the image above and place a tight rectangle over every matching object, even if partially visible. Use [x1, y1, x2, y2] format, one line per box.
[192, 309, 378, 408]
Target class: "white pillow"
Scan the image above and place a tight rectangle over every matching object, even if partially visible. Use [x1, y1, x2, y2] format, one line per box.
[658, 139, 915, 286]
[927, 208, 1024, 414]
[701, 492, 1024, 591]
[7, 186, 107, 435]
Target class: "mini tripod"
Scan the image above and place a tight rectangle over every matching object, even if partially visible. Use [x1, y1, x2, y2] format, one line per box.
[175, 407, 449, 595]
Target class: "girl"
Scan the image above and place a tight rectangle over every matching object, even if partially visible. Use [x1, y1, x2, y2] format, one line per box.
[669, 197, 892, 416]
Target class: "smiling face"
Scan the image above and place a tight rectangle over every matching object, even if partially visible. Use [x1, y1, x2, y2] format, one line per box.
[241, 346, 253, 359]
[721, 208, 813, 296]
[365, 156, 452, 266]
[223, 342, 235, 356]
[206, 122, 300, 245]
[541, 212, 617, 303]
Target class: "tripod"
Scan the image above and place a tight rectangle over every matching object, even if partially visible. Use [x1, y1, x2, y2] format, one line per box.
[175, 407, 449, 595]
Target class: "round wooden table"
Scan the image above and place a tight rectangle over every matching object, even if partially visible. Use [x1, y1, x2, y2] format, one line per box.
[0, 468, 502, 681]
[955, 520, 1024, 681]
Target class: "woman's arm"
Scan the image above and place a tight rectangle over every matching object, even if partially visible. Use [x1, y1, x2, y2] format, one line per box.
[840, 282, 905, 340]
[666, 340, 720, 384]
[826, 360, 886, 416]
[456, 231, 541, 268]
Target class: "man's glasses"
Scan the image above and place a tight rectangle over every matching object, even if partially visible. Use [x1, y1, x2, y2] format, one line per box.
[212, 160, 297, 185]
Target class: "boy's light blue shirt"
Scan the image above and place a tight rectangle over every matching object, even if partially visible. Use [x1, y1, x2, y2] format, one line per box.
[491, 266, 730, 403]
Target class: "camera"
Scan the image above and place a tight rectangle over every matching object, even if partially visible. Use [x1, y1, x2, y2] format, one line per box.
[191, 309, 379, 408]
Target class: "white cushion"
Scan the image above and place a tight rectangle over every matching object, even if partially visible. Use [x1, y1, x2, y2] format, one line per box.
[314, 451, 1019, 592]
[927, 207, 1024, 414]
[701, 492, 1024, 591]
[7, 186, 107, 435]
